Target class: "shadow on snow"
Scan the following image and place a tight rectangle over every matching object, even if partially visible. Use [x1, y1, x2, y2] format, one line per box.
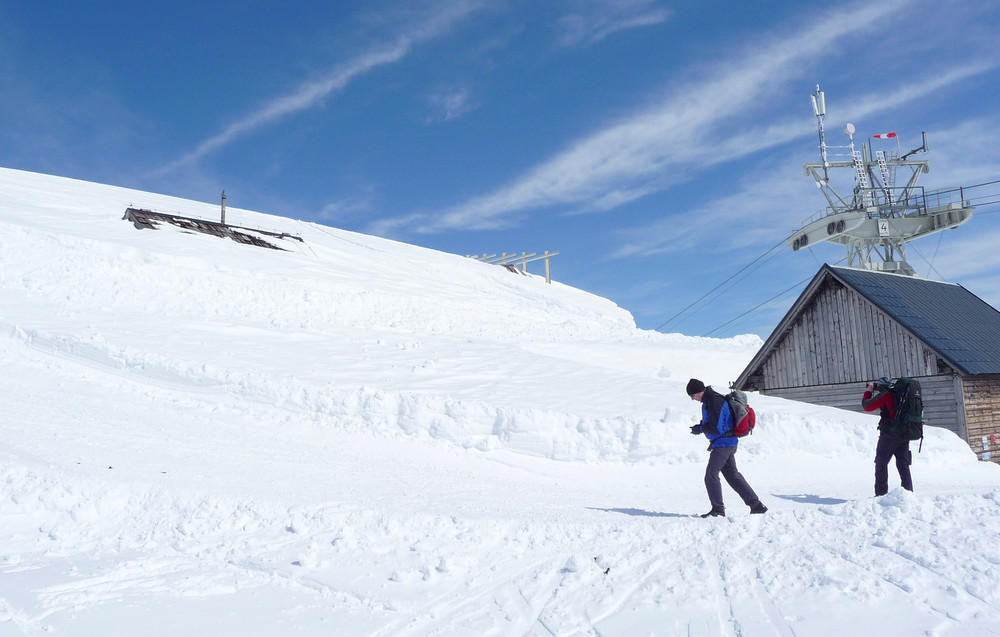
[589, 507, 693, 518]
[773, 493, 849, 505]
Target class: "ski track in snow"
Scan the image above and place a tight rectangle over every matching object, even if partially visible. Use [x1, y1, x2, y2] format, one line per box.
[2, 167, 1000, 636]
[6, 464, 998, 635]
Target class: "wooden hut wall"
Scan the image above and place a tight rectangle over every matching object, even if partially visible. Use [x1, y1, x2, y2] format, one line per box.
[961, 375, 1000, 462]
[758, 279, 937, 389]
[762, 374, 964, 437]
[761, 381, 871, 413]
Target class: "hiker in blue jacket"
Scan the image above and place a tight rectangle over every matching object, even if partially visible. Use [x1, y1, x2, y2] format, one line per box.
[687, 378, 767, 518]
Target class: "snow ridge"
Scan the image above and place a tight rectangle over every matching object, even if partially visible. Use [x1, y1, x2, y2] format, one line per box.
[2, 167, 1000, 636]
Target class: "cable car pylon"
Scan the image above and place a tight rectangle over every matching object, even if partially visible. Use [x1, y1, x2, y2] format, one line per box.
[788, 84, 974, 275]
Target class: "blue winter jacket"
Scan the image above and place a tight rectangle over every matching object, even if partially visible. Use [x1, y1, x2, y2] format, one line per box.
[700, 386, 738, 448]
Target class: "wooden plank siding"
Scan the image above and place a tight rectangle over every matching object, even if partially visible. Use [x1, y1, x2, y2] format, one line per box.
[763, 374, 965, 437]
[961, 375, 1000, 461]
[759, 279, 937, 389]
[736, 265, 1000, 464]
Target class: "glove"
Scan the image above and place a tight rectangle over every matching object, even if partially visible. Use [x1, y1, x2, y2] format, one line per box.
[690, 424, 703, 435]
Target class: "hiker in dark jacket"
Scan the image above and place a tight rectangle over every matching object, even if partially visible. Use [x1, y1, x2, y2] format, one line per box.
[687, 378, 767, 518]
[862, 379, 913, 496]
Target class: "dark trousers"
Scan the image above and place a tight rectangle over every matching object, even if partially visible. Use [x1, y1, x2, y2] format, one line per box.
[874, 435, 912, 496]
[705, 446, 760, 512]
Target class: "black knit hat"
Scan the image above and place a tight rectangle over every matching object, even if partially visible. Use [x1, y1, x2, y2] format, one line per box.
[686, 378, 706, 396]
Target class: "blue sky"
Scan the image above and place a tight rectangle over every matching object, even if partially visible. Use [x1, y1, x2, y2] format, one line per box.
[2, 0, 999, 338]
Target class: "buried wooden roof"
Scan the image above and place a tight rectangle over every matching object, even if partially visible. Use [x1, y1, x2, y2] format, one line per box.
[123, 208, 302, 251]
[735, 264, 1000, 389]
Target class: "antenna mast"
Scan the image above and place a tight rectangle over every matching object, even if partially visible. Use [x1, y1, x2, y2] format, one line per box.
[811, 85, 829, 184]
[788, 85, 973, 275]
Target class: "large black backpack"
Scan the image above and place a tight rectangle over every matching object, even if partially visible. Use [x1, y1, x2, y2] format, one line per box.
[889, 377, 924, 447]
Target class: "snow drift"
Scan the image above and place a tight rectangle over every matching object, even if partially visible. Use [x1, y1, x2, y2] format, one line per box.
[1, 167, 999, 636]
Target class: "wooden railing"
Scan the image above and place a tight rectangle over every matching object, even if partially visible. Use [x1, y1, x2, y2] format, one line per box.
[467, 251, 559, 283]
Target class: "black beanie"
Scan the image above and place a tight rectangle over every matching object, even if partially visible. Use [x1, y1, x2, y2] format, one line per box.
[686, 378, 706, 396]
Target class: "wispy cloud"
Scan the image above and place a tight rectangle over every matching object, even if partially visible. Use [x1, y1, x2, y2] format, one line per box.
[426, 84, 478, 123]
[317, 191, 377, 223]
[556, 0, 670, 48]
[155, 1, 484, 176]
[907, 116, 1000, 286]
[925, 219, 1000, 310]
[610, 75, 1000, 260]
[917, 116, 1000, 187]
[609, 168, 806, 260]
[378, 0, 912, 235]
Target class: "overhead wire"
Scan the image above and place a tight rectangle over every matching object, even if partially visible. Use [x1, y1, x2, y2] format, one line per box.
[927, 230, 945, 278]
[654, 236, 788, 332]
[670, 240, 790, 331]
[932, 178, 1000, 193]
[889, 178, 1000, 278]
[660, 177, 1000, 338]
[702, 257, 847, 337]
[701, 275, 811, 338]
[881, 215, 947, 281]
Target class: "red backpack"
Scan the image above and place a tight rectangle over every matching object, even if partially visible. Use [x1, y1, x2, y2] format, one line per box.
[723, 390, 756, 437]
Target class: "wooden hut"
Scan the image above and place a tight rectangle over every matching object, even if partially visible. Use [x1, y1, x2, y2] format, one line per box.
[733, 264, 1000, 463]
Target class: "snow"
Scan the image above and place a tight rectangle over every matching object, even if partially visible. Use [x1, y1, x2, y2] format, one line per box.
[1, 165, 999, 636]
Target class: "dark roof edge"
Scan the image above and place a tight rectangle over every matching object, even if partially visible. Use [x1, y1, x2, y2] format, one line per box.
[825, 264, 964, 287]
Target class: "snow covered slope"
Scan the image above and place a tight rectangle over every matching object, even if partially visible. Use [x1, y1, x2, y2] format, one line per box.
[1, 167, 999, 636]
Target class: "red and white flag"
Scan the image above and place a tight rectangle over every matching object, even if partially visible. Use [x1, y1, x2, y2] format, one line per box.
[872, 132, 897, 139]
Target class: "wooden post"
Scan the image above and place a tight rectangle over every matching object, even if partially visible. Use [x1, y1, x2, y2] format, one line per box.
[221, 190, 227, 225]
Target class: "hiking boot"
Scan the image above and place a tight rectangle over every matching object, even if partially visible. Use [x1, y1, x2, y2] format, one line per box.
[700, 509, 725, 518]
[750, 502, 768, 514]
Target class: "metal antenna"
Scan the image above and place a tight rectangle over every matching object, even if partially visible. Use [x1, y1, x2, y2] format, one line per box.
[789, 86, 974, 275]
[811, 85, 829, 184]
